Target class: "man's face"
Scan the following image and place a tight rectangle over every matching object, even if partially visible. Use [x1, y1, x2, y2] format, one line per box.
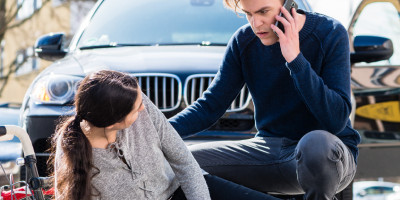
[240, 0, 283, 45]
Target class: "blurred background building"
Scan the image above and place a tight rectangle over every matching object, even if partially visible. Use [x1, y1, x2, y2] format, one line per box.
[0, 0, 95, 103]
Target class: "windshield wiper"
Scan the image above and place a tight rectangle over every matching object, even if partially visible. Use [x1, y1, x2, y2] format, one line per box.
[158, 42, 227, 46]
[79, 42, 226, 50]
[79, 43, 153, 50]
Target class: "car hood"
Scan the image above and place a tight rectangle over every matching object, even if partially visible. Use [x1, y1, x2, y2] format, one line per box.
[68, 45, 226, 76]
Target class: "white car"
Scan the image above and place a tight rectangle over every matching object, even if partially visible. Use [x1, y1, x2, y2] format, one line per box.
[354, 181, 400, 200]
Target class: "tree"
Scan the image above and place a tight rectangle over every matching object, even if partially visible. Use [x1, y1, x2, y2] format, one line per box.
[0, 0, 96, 98]
[0, 0, 51, 96]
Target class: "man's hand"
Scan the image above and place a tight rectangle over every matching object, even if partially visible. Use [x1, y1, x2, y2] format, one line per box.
[271, 7, 300, 63]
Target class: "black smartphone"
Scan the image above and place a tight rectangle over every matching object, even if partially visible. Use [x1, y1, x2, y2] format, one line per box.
[273, 0, 298, 37]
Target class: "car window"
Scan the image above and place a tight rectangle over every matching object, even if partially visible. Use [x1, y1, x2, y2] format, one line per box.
[76, 0, 249, 48]
[352, 2, 400, 67]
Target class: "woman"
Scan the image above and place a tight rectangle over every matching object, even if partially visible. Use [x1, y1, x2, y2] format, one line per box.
[50, 70, 210, 200]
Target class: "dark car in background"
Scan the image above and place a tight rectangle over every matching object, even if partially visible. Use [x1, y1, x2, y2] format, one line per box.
[21, 0, 312, 175]
[20, 0, 400, 196]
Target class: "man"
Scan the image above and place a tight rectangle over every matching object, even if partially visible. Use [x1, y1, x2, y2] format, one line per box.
[169, 0, 360, 199]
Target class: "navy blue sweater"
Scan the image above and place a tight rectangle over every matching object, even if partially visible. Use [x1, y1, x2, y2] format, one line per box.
[169, 11, 361, 161]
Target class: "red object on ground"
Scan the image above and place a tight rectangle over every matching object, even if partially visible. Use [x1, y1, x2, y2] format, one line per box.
[1, 186, 54, 200]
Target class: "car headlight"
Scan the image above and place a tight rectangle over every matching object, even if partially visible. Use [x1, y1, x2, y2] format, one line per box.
[31, 74, 82, 105]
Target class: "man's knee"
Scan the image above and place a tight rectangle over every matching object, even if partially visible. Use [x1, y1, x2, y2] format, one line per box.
[296, 130, 340, 168]
[296, 131, 354, 198]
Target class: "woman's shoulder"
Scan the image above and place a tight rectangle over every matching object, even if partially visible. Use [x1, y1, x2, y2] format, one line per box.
[141, 92, 156, 114]
[140, 92, 167, 124]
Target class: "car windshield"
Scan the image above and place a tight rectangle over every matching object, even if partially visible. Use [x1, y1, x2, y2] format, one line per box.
[76, 0, 249, 48]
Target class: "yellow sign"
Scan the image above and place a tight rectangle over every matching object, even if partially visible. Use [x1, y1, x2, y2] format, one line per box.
[356, 101, 400, 122]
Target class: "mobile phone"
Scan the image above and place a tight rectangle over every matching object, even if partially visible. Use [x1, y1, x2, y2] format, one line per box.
[273, 0, 298, 37]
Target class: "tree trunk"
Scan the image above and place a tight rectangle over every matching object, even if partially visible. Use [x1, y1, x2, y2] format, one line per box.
[0, 0, 6, 41]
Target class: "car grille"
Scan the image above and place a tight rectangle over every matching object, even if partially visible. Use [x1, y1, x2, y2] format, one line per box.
[133, 73, 182, 112]
[184, 74, 251, 112]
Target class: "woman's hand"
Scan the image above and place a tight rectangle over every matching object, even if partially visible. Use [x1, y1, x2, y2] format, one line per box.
[271, 7, 300, 63]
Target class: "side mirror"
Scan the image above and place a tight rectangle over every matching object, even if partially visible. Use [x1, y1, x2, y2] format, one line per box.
[35, 33, 67, 61]
[350, 35, 393, 64]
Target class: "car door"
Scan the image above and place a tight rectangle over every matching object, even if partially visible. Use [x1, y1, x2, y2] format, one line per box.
[348, 0, 400, 179]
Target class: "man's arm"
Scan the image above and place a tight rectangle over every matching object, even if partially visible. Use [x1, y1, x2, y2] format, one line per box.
[169, 36, 245, 138]
[286, 24, 352, 133]
[272, 8, 352, 133]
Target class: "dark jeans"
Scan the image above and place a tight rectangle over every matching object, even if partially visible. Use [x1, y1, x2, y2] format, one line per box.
[188, 130, 357, 200]
[171, 175, 279, 200]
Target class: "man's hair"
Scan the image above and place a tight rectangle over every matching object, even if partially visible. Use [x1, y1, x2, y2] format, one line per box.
[223, 0, 285, 13]
[223, 0, 241, 13]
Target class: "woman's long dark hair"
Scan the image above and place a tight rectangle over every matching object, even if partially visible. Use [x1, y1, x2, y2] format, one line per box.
[49, 70, 139, 200]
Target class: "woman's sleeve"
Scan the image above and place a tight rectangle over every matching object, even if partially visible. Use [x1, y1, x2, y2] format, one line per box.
[143, 95, 211, 200]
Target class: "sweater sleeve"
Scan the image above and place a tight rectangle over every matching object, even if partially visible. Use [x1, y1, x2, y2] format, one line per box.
[168, 34, 245, 138]
[143, 95, 211, 200]
[285, 23, 352, 134]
